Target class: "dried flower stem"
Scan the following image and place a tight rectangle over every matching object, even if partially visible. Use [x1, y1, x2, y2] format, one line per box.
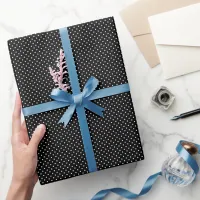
[49, 49, 70, 91]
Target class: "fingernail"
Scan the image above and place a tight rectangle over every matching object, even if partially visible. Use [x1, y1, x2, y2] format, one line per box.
[37, 124, 46, 131]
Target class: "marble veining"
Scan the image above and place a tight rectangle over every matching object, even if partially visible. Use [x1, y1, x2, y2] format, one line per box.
[0, 0, 200, 199]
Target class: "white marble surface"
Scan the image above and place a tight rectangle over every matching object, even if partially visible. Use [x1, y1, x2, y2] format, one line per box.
[1, 0, 200, 199]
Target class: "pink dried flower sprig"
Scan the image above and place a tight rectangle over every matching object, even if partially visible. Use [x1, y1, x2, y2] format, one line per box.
[49, 49, 70, 91]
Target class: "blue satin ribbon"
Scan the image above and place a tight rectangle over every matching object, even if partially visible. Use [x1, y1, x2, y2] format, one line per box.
[23, 84, 130, 116]
[91, 172, 162, 200]
[91, 140, 200, 200]
[22, 83, 130, 116]
[50, 76, 104, 127]
[22, 27, 131, 173]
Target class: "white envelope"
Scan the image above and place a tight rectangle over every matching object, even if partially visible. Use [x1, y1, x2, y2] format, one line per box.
[148, 3, 200, 79]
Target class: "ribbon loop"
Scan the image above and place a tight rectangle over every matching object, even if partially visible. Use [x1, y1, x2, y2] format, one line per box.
[50, 88, 72, 103]
[82, 76, 99, 98]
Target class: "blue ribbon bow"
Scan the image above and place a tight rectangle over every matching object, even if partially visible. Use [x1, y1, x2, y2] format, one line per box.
[50, 76, 104, 127]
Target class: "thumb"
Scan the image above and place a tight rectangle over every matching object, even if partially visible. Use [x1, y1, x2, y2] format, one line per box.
[29, 124, 46, 152]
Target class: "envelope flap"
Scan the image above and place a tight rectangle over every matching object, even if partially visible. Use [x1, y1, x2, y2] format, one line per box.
[120, 0, 154, 36]
[149, 3, 200, 46]
[120, 0, 200, 37]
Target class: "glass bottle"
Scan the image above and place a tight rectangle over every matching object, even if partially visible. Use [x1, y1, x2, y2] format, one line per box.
[162, 142, 198, 187]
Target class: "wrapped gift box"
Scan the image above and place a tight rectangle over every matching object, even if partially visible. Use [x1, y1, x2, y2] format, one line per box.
[8, 17, 144, 185]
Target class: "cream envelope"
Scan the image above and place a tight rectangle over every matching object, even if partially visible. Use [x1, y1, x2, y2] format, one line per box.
[120, 0, 200, 68]
[149, 3, 200, 79]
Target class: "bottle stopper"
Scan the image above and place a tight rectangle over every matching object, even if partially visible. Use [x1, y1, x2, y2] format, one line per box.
[182, 141, 198, 155]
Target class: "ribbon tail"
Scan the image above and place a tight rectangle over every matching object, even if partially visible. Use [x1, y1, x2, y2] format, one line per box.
[58, 104, 76, 127]
[84, 100, 104, 117]
[91, 172, 162, 200]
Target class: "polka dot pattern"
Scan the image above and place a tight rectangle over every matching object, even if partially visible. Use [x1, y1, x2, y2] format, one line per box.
[26, 109, 88, 184]
[8, 17, 144, 185]
[8, 30, 71, 107]
[68, 17, 144, 170]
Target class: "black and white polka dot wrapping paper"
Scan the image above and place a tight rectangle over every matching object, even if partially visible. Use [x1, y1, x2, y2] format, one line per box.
[8, 17, 144, 185]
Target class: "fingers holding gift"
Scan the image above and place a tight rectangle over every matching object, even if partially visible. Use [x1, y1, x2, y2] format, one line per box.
[29, 124, 46, 153]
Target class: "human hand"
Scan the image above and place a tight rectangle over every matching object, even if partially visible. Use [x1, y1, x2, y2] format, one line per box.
[6, 93, 46, 200]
